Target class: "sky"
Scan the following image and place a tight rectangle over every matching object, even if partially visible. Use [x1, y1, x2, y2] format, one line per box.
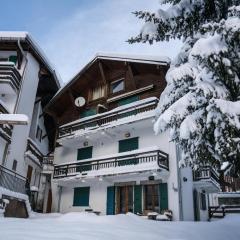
[0, 0, 182, 83]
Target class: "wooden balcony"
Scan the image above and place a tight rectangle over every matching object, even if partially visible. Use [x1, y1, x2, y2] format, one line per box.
[0, 63, 21, 94]
[53, 149, 169, 179]
[58, 98, 158, 139]
[193, 165, 220, 191]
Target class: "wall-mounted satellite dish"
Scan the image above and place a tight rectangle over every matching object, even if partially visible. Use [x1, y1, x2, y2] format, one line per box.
[75, 97, 86, 107]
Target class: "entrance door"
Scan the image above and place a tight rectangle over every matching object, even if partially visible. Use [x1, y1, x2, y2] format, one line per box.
[46, 189, 52, 213]
[144, 185, 160, 213]
[117, 186, 133, 214]
[26, 165, 33, 184]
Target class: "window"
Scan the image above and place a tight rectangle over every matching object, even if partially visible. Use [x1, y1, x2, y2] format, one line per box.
[91, 85, 105, 100]
[111, 78, 124, 94]
[119, 137, 138, 153]
[8, 55, 17, 64]
[12, 160, 17, 171]
[26, 165, 33, 184]
[77, 147, 93, 172]
[73, 187, 90, 206]
[36, 126, 42, 142]
[200, 191, 207, 210]
[144, 185, 160, 212]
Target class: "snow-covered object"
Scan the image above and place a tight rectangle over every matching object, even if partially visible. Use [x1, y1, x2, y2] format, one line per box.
[30, 186, 38, 192]
[131, 1, 240, 169]
[0, 186, 32, 216]
[0, 114, 28, 125]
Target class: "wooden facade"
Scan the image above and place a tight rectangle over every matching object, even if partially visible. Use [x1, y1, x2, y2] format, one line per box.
[46, 56, 169, 128]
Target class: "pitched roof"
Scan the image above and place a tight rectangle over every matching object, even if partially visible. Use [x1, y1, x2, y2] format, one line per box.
[47, 52, 170, 108]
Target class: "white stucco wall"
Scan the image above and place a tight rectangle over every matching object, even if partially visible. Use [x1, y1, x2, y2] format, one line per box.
[0, 137, 7, 165]
[52, 119, 181, 219]
[180, 167, 195, 221]
[5, 53, 40, 177]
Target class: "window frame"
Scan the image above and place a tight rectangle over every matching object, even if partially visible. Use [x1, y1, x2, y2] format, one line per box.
[12, 159, 17, 172]
[110, 78, 125, 94]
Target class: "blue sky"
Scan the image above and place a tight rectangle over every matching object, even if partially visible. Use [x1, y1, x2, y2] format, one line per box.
[0, 0, 182, 83]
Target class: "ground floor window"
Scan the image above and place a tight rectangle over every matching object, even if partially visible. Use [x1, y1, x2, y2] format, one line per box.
[116, 186, 133, 214]
[73, 187, 90, 206]
[144, 185, 160, 213]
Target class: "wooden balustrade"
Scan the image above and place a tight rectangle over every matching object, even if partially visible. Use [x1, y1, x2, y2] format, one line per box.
[193, 166, 220, 183]
[53, 149, 169, 179]
[58, 99, 158, 138]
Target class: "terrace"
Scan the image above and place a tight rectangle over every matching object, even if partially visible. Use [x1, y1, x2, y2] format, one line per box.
[53, 148, 169, 179]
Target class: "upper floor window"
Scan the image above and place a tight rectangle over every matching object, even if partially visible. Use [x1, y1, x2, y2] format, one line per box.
[111, 78, 124, 94]
[36, 126, 42, 142]
[12, 159, 17, 171]
[90, 85, 105, 101]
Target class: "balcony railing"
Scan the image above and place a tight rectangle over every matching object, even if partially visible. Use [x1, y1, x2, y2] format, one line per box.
[193, 165, 220, 184]
[42, 156, 54, 165]
[26, 138, 43, 164]
[0, 63, 21, 92]
[58, 98, 158, 139]
[0, 164, 28, 194]
[53, 149, 169, 179]
[0, 101, 13, 140]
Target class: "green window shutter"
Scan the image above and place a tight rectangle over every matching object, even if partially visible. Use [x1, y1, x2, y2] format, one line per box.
[77, 147, 93, 172]
[8, 55, 17, 64]
[106, 186, 115, 215]
[80, 109, 96, 118]
[119, 137, 139, 153]
[77, 146, 93, 160]
[134, 185, 142, 214]
[159, 183, 168, 212]
[118, 137, 139, 166]
[73, 187, 90, 206]
[118, 95, 139, 106]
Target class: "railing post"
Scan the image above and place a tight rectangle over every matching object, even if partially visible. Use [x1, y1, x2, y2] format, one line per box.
[66, 165, 69, 176]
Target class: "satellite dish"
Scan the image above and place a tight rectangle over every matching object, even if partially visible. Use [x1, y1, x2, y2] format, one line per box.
[75, 97, 86, 107]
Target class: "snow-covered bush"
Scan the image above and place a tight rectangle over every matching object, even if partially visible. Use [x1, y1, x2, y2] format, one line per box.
[129, 1, 240, 174]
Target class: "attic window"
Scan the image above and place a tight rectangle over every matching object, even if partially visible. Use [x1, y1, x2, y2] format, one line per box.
[90, 85, 105, 101]
[111, 78, 124, 94]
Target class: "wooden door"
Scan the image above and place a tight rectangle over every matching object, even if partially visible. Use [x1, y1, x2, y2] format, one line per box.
[46, 189, 52, 213]
[116, 186, 133, 214]
[26, 165, 33, 184]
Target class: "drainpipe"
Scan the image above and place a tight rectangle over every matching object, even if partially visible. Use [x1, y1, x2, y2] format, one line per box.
[176, 145, 183, 221]
[57, 186, 62, 213]
[14, 40, 28, 113]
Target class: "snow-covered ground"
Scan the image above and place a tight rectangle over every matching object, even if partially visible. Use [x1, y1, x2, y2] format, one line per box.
[0, 212, 240, 240]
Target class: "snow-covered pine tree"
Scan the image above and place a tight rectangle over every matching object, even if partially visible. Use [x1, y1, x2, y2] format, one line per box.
[129, 1, 240, 175]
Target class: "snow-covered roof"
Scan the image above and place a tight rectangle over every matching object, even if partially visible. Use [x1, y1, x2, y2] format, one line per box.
[95, 52, 171, 65]
[0, 31, 28, 40]
[0, 31, 61, 88]
[47, 52, 170, 107]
